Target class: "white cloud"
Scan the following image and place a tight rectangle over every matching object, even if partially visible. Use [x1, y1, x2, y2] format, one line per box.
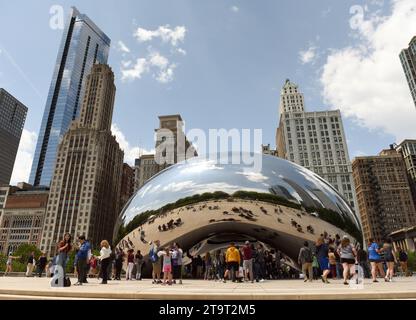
[176, 48, 187, 56]
[121, 51, 176, 83]
[120, 57, 148, 81]
[116, 40, 130, 53]
[231, 6, 239, 13]
[320, 0, 416, 141]
[111, 123, 154, 165]
[10, 129, 37, 185]
[134, 25, 186, 47]
[299, 46, 318, 64]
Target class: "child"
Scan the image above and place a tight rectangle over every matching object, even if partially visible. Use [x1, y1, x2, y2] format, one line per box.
[328, 247, 337, 279]
[159, 248, 173, 285]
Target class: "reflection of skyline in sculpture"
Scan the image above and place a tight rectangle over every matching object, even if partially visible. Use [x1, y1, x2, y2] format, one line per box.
[115, 153, 362, 273]
[269, 185, 296, 202]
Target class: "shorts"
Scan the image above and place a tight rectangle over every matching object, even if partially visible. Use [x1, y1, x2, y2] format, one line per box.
[318, 257, 329, 271]
[163, 264, 172, 273]
[385, 258, 395, 263]
[226, 262, 239, 272]
[340, 258, 355, 265]
[152, 261, 161, 274]
[369, 259, 381, 263]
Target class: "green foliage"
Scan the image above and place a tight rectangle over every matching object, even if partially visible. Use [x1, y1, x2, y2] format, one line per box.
[13, 243, 42, 265]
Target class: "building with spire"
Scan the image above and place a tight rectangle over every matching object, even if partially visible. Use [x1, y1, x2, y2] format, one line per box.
[276, 79, 358, 213]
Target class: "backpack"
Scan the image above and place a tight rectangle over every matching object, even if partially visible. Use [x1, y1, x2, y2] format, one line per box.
[64, 277, 71, 287]
[149, 247, 158, 263]
[303, 247, 313, 263]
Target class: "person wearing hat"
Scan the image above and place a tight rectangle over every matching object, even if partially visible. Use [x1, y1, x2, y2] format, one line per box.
[242, 241, 254, 283]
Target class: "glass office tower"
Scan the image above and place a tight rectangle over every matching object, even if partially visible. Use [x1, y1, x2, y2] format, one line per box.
[30, 7, 110, 186]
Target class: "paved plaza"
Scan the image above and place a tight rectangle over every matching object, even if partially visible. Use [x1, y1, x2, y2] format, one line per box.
[0, 276, 415, 299]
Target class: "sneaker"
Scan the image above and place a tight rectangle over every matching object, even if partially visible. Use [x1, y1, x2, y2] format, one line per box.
[343, 281, 348, 285]
[304, 279, 308, 282]
[74, 282, 82, 286]
[222, 279, 226, 283]
[152, 280, 156, 284]
[260, 279, 265, 282]
[373, 279, 379, 283]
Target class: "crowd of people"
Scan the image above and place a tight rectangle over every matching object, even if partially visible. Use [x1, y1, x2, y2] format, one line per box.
[2, 232, 412, 287]
[297, 233, 412, 285]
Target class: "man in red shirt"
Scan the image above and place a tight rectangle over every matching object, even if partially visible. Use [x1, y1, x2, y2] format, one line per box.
[242, 241, 254, 283]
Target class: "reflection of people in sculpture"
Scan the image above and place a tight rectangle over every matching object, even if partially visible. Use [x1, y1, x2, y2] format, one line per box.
[4, 252, 20, 276]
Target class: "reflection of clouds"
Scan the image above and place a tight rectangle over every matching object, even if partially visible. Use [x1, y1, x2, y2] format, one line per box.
[178, 159, 224, 174]
[162, 180, 196, 192]
[235, 170, 269, 183]
[120, 153, 359, 230]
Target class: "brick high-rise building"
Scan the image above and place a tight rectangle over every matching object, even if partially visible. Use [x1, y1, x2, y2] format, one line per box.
[352, 147, 416, 243]
[399, 36, 416, 108]
[0, 88, 28, 185]
[276, 79, 358, 212]
[0, 184, 49, 254]
[40, 64, 123, 253]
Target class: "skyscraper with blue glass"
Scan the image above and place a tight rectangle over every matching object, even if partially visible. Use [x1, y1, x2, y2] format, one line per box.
[30, 7, 110, 186]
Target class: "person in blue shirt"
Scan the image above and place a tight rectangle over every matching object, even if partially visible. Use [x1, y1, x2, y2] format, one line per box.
[74, 235, 91, 286]
[367, 238, 385, 282]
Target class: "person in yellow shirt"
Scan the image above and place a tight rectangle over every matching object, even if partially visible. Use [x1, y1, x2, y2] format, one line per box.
[223, 242, 240, 283]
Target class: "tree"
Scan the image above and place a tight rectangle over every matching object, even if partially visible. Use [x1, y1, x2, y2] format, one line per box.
[13, 243, 42, 265]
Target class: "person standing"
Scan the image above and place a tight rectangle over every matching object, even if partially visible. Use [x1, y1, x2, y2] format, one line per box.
[357, 245, 371, 279]
[26, 251, 35, 277]
[4, 252, 20, 276]
[150, 240, 162, 284]
[337, 236, 357, 285]
[203, 252, 212, 280]
[171, 243, 183, 284]
[398, 247, 409, 277]
[253, 243, 266, 282]
[57, 233, 72, 281]
[114, 249, 124, 280]
[328, 247, 337, 279]
[368, 238, 385, 282]
[126, 249, 135, 280]
[316, 237, 331, 283]
[97, 240, 111, 284]
[134, 250, 144, 280]
[242, 241, 254, 283]
[36, 252, 47, 277]
[298, 241, 313, 282]
[382, 239, 397, 282]
[214, 249, 225, 282]
[334, 234, 342, 279]
[224, 242, 240, 283]
[74, 235, 90, 286]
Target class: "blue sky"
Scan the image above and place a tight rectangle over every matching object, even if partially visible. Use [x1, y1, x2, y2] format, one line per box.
[1, 0, 415, 184]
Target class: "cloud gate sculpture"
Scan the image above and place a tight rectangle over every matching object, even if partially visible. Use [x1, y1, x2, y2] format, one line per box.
[114, 153, 362, 271]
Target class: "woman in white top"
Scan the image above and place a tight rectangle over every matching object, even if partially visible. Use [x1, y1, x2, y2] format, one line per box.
[96, 240, 111, 284]
[4, 252, 20, 276]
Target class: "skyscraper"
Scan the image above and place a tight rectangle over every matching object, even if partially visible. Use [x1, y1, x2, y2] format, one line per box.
[352, 147, 416, 243]
[276, 80, 358, 212]
[30, 7, 110, 186]
[399, 36, 416, 108]
[0, 88, 28, 185]
[40, 64, 123, 253]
